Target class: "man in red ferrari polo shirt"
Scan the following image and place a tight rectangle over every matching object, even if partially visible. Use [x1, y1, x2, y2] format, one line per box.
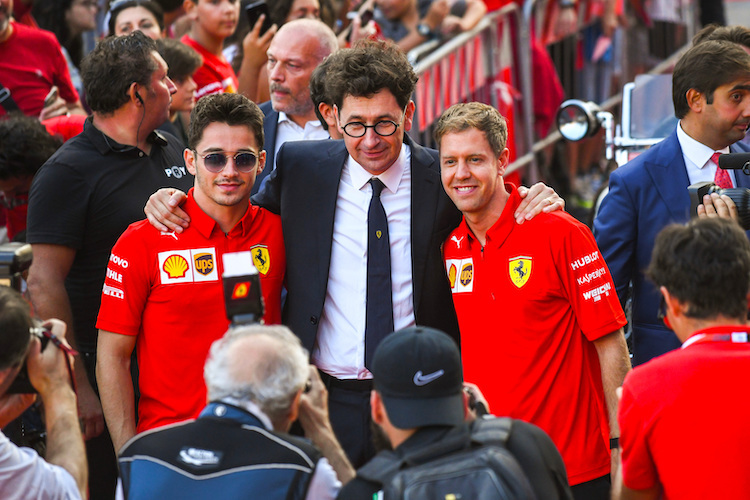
[437, 102, 630, 500]
[615, 218, 750, 500]
[96, 93, 284, 453]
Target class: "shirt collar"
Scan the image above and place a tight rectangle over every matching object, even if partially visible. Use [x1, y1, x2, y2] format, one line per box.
[459, 184, 520, 248]
[278, 111, 323, 130]
[348, 143, 408, 194]
[185, 188, 257, 239]
[201, 399, 275, 430]
[676, 122, 729, 169]
[85, 116, 169, 156]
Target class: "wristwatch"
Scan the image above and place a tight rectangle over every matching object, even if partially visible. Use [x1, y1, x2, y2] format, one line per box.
[417, 22, 433, 38]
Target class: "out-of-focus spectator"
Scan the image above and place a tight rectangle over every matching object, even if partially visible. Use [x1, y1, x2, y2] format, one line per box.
[0, 288, 87, 500]
[372, 0, 486, 52]
[309, 52, 343, 140]
[118, 324, 354, 499]
[0, 114, 62, 242]
[181, 0, 240, 98]
[107, 0, 165, 38]
[614, 218, 750, 499]
[26, 31, 193, 500]
[0, 0, 85, 120]
[252, 18, 338, 194]
[33, 0, 100, 97]
[156, 37, 202, 146]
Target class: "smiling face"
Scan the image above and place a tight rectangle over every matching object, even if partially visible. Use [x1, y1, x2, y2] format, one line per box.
[439, 128, 509, 221]
[336, 90, 414, 176]
[114, 5, 162, 39]
[185, 122, 265, 214]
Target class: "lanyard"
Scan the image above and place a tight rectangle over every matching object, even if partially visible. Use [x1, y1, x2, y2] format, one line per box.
[681, 332, 750, 349]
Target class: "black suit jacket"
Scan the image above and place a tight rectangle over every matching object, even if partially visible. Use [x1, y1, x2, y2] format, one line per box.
[253, 101, 279, 196]
[251, 135, 462, 351]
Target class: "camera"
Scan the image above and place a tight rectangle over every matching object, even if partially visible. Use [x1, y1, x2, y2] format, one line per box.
[6, 326, 52, 394]
[222, 251, 264, 325]
[688, 181, 750, 230]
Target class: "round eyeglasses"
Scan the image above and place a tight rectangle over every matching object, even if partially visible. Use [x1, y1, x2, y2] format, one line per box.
[342, 120, 399, 138]
[195, 151, 259, 173]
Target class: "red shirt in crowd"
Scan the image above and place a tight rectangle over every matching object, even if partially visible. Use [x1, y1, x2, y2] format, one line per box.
[181, 35, 239, 100]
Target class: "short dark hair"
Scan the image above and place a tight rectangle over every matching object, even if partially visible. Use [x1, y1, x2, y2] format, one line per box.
[81, 31, 158, 115]
[107, 0, 166, 35]
[672, 40, 750, 119]
[325, 40, 418, 111]
[692, 24, 750, 49]
[0, 114, 62, 180]
[434, 102, 508, 157]
[0, 287, 33, 371]
[156, 38, 202, 83]
[647, 218, 750, 321]
[188, 93, 265, 150]
[310, 55, 333, 129]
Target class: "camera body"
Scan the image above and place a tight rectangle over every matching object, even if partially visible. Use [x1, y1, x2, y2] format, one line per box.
[688, 181, 750, 230]
[222, 251, 264, 326]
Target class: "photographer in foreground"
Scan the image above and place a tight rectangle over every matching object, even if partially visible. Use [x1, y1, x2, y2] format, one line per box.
[0, 287, 86, 500]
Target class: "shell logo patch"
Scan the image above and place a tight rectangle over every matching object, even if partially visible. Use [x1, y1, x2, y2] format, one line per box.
[445, 258, 473, 293]
[194, 253, 214, 276]
[448, 263, 457, 288]
[250, 245, 270, 275]
[158, 247, 218, 284]
[163, 255, 188, 279]
[509, 256, 532, 288]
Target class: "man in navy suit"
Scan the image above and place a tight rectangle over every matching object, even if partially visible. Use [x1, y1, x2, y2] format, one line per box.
[145, 40, 563, 467]
[594, 40, 750, 366]
[253, 18, 338, 195]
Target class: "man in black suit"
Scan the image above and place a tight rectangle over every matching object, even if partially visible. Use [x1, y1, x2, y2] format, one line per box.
[253, 18, 338, 195]
[145, 40, 563, 467]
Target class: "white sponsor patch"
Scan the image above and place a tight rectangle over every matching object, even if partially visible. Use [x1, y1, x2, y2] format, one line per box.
[102, 284, 124, 299]
[445, 258, 474, 293]
[158, 247, 218, 284]
[582, 282, 612, 302]
[570, 251, 600, 271]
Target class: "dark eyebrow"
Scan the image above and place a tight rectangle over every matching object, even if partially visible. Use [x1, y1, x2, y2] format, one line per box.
[729, 84, 750, 92]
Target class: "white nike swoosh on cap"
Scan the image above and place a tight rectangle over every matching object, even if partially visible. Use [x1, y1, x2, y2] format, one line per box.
[413, 369, 445, 386]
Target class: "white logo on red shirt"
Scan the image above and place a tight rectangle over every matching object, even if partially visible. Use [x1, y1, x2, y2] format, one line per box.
[445, 258, 473, 293]
[158, 247, 218, 284]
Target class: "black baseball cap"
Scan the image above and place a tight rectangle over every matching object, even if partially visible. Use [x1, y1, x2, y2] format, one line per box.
[370, 326, 464, 429]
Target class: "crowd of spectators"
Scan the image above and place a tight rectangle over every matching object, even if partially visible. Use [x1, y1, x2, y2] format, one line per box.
[0, 0, 747, 499]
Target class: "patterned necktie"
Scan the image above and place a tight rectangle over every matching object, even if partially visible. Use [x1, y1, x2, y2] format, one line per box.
[713, 152, 733, 189]
[364, 178, 394, 370]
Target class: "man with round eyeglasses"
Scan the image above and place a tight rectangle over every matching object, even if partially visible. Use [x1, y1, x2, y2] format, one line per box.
[96, 93, 285, 454]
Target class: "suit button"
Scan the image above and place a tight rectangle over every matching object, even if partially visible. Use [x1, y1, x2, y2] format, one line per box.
[310, 316, 318, 325]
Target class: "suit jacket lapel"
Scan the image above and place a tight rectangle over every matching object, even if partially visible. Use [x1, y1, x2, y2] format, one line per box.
[253, 108, 279, 195]
[314, 141, 348, 291]
[408, 136, 439, 312]
[644, 130, 692, 221]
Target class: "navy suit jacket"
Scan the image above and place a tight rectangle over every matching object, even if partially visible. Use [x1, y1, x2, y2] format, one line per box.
[593, 130, 750, 365]
[253, 101, 279, 196]
[251, 135, 462, 352]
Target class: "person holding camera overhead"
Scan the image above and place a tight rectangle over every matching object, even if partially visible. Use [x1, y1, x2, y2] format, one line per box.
[96, 93, 285, 454]
[0, 288, 87, 500]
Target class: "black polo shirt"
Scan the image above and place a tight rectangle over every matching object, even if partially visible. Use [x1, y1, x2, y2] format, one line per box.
[27, 117, 194, 352]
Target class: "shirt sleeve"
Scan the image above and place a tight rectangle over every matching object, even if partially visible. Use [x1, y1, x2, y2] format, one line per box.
[95, 225, 152, 336]
[0, 432, 81, 500]
[304, 457, 341, 500]
[557, 219, 627, 341]
[26, 163, 90, 249]
[618, 377, 659, 491]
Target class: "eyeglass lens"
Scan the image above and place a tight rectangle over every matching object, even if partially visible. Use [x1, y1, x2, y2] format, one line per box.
[202, 152, 258, 172]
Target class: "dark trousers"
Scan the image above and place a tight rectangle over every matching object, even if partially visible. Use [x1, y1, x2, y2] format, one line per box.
[571, 474, 611, 500]
[318, 372, 376, 469]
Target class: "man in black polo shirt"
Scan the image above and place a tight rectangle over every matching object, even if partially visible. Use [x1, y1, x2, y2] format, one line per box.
[26, 31, 194, 500]
[337, 326, 574, 500]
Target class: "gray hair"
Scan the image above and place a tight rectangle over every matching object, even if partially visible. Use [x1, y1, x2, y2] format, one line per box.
[204, 325, 309, 423]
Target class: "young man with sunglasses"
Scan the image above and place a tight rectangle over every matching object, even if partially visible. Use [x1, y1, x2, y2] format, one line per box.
[96, 93, 285, 454]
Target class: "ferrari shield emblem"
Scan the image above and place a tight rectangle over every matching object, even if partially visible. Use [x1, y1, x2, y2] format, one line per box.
[251, 245, 270, 275]
[509, 257, 531, 288]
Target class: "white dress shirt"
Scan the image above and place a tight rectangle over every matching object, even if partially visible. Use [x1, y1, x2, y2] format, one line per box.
[272, 113, 329, 170]
[312, 143, 416, 379]
[677, 122, 734, 186]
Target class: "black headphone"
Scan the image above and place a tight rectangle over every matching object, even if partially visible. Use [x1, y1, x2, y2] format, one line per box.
[135, 91, 143, 104]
